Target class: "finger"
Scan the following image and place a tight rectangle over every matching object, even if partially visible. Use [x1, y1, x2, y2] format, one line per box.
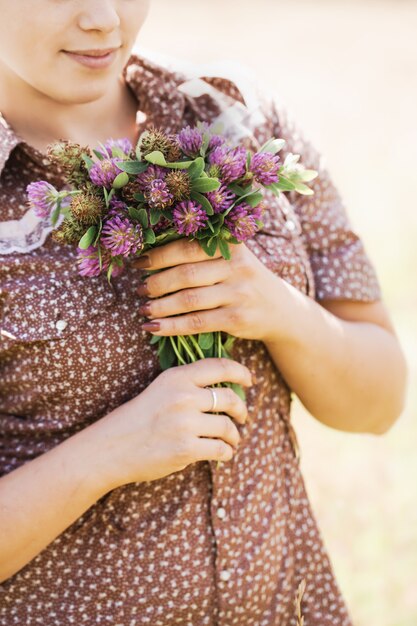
[142, 307, 235, 337]
[140, 284, 230, 320]
[192, 437, 236, 463]
[192, 412, 242, 448]
[177, 357, 253, 388]
[199, 386, 248, 425]
[132, 238, 222, 270]
[138, 257, 230, 298]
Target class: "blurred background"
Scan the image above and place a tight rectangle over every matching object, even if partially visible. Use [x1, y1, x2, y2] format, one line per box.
[137, 1, 416, 625]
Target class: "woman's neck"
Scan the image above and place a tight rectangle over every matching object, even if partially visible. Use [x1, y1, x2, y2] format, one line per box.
[0, 71, 140, 154]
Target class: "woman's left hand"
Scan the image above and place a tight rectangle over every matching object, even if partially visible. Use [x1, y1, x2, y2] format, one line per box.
[132, 238, 283, 343]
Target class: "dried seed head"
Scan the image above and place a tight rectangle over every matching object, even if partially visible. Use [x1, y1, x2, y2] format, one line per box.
[165, 170, 191, 201]
[52, 217, 86, 245]
[138, 125, 181, 162]
[70, 189, 105, 225]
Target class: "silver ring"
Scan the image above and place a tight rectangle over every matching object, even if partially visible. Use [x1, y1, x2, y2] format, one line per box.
[209, 388, 218, 412]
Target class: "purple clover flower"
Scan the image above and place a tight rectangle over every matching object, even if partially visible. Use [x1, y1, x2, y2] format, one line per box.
[206, 185, 236, 214]
[97, 138, 133, 159]
[172, 201, 209, 236]
[177, 126, 203, 158]
[145, 179, 174, 209]
[76, 245, 125, 278]
[250, 152, 281, 186]
[195, 122, 227, 151]
[101, 215, 143, 257]
[224, 203, 258, 242]
[208, 145, 247, 184]
[208, 134, 227, 150]
[89, 158, 122, 189]
[136, 165, 167, 192]
[108, 197, 129, 217]
[26, 181, 60, 218]
[251, 201, 266, 221]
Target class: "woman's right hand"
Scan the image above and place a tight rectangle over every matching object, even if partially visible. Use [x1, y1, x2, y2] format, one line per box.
[93, 358, 253, 489]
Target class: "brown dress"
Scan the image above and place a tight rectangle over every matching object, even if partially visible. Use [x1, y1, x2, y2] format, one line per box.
[0, 52, 382, 625]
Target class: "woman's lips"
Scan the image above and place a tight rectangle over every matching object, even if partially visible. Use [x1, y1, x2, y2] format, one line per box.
[63, 48, 119, 69]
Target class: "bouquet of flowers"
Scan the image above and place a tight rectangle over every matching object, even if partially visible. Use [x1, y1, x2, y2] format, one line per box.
[26, 122, 317, 403]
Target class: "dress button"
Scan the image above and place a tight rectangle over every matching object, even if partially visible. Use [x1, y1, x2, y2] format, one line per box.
[55, 319, 68, 332]
[285, 219, 296, 231]
[219, 569, 231, 582]
[216, 507, 226, 519]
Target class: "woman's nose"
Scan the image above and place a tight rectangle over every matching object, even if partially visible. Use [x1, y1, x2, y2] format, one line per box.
[77, 0, 121, 33]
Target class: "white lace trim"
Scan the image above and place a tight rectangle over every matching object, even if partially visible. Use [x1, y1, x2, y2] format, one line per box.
[0, 209, 64, 255]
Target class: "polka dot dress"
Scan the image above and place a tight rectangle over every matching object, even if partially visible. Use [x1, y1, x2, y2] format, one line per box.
[0, 52, 382, 625]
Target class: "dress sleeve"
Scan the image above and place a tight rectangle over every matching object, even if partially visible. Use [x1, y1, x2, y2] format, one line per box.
[267, 96, 383, 303]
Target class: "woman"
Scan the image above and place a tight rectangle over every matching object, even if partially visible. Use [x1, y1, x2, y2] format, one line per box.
[0, 1, 408, 624]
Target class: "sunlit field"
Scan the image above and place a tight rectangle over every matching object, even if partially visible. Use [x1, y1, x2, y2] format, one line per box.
[138, 1, 417, 624]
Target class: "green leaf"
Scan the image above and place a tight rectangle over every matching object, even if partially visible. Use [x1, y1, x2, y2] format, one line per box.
[271, 177, 296, 192]
[190, 191, 214, 216]
[149, 208, 162, 226]
[107, 262, 114, 285]
[137, 208, 149, 228]
[78, 225, 97, 250]
[50, 203, 61, 227]
[218, 238, 231, 260]
[81, 153, 95, 172]
[228, 382, 246, 402]
[98, 244, 103, 270]
[187, 157, 205, 180]
[149, 334, 162, 345]
[199, 133, 210, 158]
[144, 151, 196, 170]
[133, 192, 146, 203]
[144, 151, 167, 166]
[190, 191, 214, 215]
[223, 334, 236, 353]
[112, 171, 130, 189]
[243, 191, 263, 208]
[115, 160, 149, 175]
[161, 209, 174, 221]
[191, 178, 220, 193]
[144, 229, 156, 244]
[196, 237, 209, 256]
[111, 146, 127, 160]
[198, 237, 216, 257]
[258, 137, 286, 154]
[207, 237, 218, 256]
[158, 340, 176, 370]
[198, 333, 214, 350]
[92, 148, 105, 161]
[128, 206, 146, 226]
[93, 219, 103, 246]
[294, 181, 314, 196]
[227, 183, 249, 196]
[297, 169, 318, 182]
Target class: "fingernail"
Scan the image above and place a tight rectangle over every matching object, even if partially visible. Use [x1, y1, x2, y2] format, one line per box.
[136, 281, 150, 297]
[141, 321, 161, 332]
[133, 255, 151, 269]
[138, 302, 152, 317]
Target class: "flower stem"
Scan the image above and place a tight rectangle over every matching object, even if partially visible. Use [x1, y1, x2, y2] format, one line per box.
[177, 335, 197, 363]
[169, 336, 187, 365]
[187, 334, 206, 361]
